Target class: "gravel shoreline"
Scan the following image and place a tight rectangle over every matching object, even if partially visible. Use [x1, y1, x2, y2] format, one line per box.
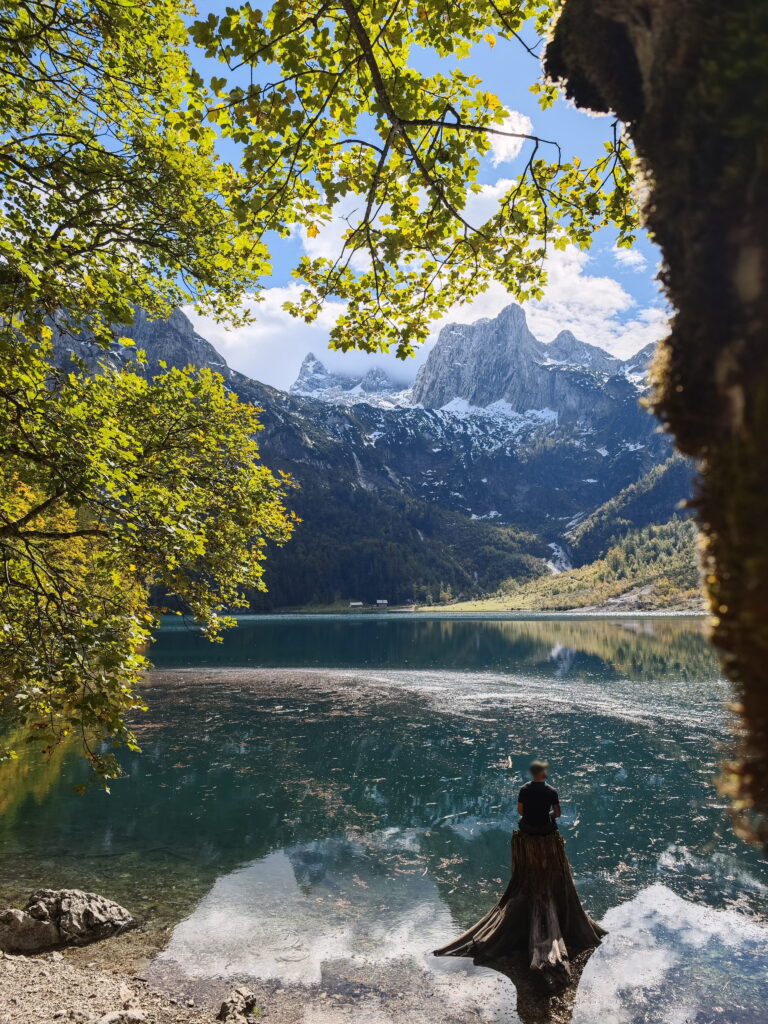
[0, 925, 309, 1024]
[0, 942, 207, 1024]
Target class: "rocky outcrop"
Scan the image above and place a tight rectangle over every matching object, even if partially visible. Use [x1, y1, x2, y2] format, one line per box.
[412, 304, 541, 409]
[410, 303, 649, 425]
[0, 890, 135, 954]
[51, 308, 230, 377]
[546, 329, 621, 373]
[216, 987, 260, 1022]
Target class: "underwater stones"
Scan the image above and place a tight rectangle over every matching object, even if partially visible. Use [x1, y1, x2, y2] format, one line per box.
[0, 889, 135, 954]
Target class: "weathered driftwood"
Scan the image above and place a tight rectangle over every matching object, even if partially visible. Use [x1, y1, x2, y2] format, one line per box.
[434, 831, 605, 986]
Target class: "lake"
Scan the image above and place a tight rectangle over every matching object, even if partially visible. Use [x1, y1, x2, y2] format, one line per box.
[1, 615, 766, 1023]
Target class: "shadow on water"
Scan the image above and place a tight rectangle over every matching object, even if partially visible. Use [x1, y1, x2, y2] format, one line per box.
[1, 616, 765, 1023]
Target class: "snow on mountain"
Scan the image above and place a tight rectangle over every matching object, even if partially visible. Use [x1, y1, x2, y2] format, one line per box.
[622, 342, 657, 383]
[290, 353, 411, 408]
[410, 303, 650, 422]
[289, 304, 654, 434]
[545, 329, 621, 373]
[50, 305, 681, 606]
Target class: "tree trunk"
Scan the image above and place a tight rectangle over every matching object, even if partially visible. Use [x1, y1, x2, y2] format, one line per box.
[434, 831, 605, 987]
[545, 0, 768, 846]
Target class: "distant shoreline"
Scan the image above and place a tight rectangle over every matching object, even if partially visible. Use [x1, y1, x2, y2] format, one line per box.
[189, 608, 709, 621]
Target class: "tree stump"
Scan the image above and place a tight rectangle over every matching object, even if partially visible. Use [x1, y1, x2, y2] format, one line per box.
[434, 831, 605, 987]
[481, 948, 598, 1024]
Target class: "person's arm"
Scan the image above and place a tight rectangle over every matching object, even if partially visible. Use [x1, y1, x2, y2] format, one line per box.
[517, 801, 524, 816]
[551, 789, 562, 819]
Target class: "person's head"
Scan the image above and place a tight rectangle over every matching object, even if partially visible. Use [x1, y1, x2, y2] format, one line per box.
[529, 759, 549, 781]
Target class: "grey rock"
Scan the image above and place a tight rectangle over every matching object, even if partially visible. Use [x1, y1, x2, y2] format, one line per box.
[547, 329, 620, 372]
[217, 987, 260, 1022]
[45, 304, 684, 606]
[94, 1012, 146, 1024]
[290, 352, 405, 405]
[51, 307, 230, 379]
[0, 890, 135, 954]
[410, 302, 639, 423]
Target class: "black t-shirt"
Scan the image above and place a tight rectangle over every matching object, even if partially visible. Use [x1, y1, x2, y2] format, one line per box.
[518, 780, 559, 827]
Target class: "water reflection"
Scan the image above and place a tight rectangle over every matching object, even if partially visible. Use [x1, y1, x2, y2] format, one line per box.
[573, 886, 768, 1024]
[152, 613, 718, 681]
[1, 616, 765, 1023]
[156, 831, 588, 1022]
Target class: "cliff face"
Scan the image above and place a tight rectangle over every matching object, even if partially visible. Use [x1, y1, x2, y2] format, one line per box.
[290, 353, 405, 405]
[412, 305, 543, 410]
[52, 308, 230, 376]
[409, 303, 646, 428]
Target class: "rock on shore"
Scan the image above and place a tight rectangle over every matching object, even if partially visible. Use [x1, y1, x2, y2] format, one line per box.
[0, 890, 135, 954]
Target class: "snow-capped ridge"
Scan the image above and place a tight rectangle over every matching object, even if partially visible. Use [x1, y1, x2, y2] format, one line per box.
[411, 302, 652, 423]
[290, 353, 411, 408]
[288, 302, 655, 428]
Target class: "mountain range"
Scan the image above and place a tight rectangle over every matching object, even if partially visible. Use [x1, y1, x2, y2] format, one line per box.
[53, 303, 695, 608]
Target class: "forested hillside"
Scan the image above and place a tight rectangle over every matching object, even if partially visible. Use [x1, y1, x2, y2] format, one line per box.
[454, 518, 702, 612]
[568, 455, 695, 564]
[245, 493, 548, 609]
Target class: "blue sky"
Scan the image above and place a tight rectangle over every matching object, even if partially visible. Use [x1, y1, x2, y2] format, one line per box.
[186, 15, 667, 391]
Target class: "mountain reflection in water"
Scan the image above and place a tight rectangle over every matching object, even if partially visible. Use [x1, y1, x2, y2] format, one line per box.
[151, 612, 718, 681]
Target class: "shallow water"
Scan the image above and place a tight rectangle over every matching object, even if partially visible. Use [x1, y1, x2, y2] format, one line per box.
[1, 615, 766, 1022]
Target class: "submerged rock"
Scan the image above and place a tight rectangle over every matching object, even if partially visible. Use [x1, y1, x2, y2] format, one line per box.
[0, 889, 135, 954]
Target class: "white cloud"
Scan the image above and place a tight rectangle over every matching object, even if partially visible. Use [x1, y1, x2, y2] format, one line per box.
[462, 177, 514, 227]
[490, 111, 534, 166]
[421, 246, 669, 361]
[294, 195, 372, 272]
[185, 287, 345, 391]
[185, 285, 421, 391]
[612, 244, 648, 272]
[526, 246, 668, 356]
[186, 245, 668, 389]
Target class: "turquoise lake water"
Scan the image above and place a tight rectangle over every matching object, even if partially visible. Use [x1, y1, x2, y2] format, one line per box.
[1, 615, 766, 1023]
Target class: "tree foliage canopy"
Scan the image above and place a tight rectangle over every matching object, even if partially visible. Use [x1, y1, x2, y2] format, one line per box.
[190, 0, 637, 355]
[0, 0, 265, 336]
[0, 349, 294, 780]
[0, 0, 297, 777]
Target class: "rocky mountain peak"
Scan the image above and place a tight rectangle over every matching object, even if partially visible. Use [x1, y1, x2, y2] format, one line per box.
[546, 330, 620, 373]
[290, 352, 405, 406]
[410, 302, 647, 425]
[360, 366, 400, 393]
[291, 352, 337, 394]
[622, 342, 656, 381]
[50, 307, 231, 377]
[411, 303, 541, 410]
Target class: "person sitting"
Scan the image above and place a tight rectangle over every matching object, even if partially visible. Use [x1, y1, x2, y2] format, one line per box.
[517, 759, 561, 835]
